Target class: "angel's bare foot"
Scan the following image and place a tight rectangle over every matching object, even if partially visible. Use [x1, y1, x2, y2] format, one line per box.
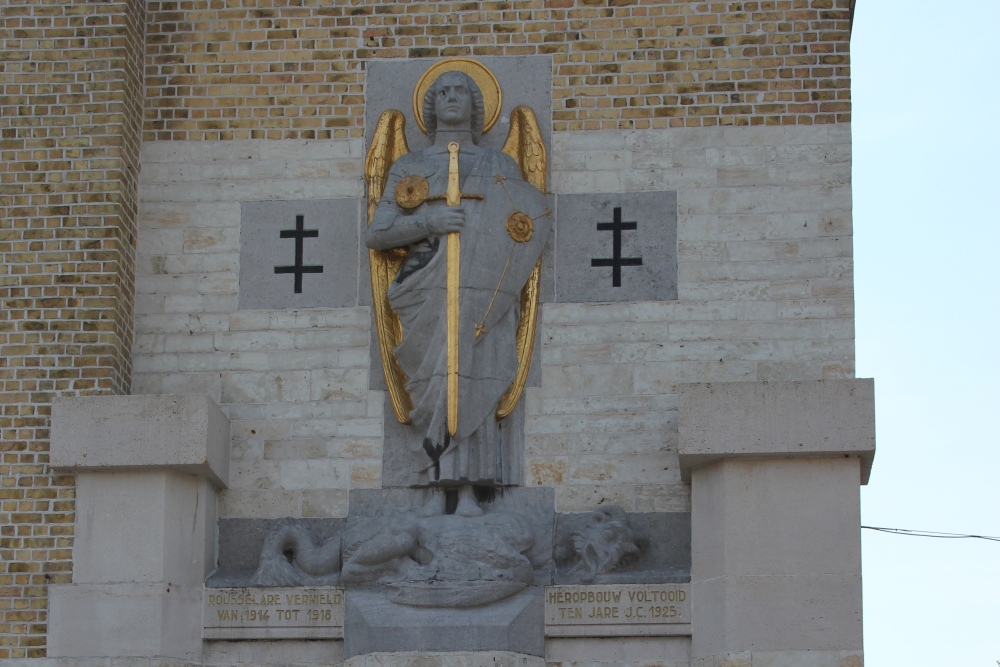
[454, 486, 483, 517]
[416, 489, 446, 517]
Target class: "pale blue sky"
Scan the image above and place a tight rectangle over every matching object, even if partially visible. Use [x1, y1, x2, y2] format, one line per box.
[852, 2, 1000, 664]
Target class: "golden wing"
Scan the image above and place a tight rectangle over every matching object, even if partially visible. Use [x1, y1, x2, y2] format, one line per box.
[496, 105, 547, 421]
[365, 110, 413, 424]
[501, 105, 546, 193]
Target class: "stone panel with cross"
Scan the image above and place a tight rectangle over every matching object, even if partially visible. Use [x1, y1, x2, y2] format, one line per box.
[238, 198, 362, 310]
[553, 192, 678, 303]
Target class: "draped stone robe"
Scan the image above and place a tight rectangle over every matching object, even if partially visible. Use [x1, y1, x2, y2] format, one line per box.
[367, 143, 550, 487]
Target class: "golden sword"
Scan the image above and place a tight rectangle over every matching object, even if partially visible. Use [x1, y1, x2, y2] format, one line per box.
[446, 141, 461, 437]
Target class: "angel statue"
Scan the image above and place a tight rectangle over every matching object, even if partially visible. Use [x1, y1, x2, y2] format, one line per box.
[366, 60, 551, 517]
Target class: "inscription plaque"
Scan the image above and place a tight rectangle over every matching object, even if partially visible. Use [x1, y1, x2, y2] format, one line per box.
[203, 587, 344, 639]
[544, 584, 690, 637]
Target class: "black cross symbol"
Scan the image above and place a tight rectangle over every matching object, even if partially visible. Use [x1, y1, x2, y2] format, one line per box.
[274, 215, 323, 294]
[591, 207, 642, 287]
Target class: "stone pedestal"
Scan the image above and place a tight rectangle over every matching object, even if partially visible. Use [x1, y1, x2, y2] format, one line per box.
[343, 652, 545, 667]
[345, 588, 544, 659]
[679, 380, 874, 667]
[47, 395, 230, 662]
[340, 488, 554, 659]
[545, 637, 690, 666]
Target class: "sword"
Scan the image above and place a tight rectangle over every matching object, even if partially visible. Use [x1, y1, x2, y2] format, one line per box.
[446, 141, 461, 437]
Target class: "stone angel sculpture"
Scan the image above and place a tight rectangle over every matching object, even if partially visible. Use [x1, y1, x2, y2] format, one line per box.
[365, 61, 551, 516]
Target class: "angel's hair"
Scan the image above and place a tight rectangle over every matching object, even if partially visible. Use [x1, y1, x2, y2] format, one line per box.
[422, 71, 486, 145]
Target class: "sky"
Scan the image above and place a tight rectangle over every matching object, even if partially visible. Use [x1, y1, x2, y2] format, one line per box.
[851, 2, 1000, 664]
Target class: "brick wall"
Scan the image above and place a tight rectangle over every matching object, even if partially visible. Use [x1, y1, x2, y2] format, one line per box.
[0, 0, 146, 657]
[144, 0, 852, 141]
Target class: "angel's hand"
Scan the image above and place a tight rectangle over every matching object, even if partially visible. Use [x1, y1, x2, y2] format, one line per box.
[421, 206, 465, 235]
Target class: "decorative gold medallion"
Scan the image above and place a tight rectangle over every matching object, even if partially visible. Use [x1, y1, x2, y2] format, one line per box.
[505, 211, 533, 243]
[413, 58, 503, 135]
[394, 174, 429, 209]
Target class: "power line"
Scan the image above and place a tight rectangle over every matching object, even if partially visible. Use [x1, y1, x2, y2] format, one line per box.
[862, 525, 1000, 542]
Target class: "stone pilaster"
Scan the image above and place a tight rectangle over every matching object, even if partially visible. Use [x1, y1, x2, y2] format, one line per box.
[680, 380, 874, 667]
[45, 395, 229, 662]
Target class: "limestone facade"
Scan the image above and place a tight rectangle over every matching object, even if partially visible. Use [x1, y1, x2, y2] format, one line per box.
[1, 0, 857, 660]
[131, 122, 852, 520]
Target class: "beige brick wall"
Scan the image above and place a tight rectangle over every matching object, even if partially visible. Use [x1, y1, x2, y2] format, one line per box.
[0, 0, 146, 657]
[144, 0, 852, 141]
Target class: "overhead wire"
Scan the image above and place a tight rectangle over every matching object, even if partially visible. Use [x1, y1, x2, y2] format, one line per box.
[862, 525, 1000, 542]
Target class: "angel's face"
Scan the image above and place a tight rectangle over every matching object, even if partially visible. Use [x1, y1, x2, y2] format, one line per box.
[433, 72, 472, 129]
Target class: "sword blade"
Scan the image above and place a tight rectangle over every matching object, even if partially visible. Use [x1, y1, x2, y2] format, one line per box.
[446, 142, 461, 437]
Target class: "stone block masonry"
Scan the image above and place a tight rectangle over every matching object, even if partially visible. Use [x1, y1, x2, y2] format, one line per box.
[0, 1, 856, 658]
[143, 0, 852, 141]
[134, 138, 378, 520]
[0, 0, 146, 658]
[132, 122, 853, 520]
[530, 123, 852, 512]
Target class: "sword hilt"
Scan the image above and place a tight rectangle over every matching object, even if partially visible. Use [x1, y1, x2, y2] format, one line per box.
[446, 142, 461, 207]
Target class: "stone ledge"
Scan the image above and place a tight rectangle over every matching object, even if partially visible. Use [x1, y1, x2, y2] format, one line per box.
[677, 379, 875, 484]
[0, 661, 201, 667]
[545, 623, 692, 638]
[691, 649, 864, 667]
[342, 653, 544, 667]
[50, 394, 230, 488]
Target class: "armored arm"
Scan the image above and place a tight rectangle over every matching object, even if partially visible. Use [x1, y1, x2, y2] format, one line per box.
[366, 167, 466, 250]
[365, 169, 433, 251]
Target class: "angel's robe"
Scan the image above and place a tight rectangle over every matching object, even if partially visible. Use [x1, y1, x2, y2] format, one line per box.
[366, 142, 550, 487]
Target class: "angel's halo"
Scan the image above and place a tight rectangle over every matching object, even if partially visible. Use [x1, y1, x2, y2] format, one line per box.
[412, 58, 503, 136]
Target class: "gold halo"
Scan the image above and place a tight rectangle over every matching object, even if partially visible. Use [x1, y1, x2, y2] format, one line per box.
[412, 58, 502, 135]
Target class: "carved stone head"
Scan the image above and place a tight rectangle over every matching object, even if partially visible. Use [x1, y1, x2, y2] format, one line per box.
[422, 70, 486, 145]
[570, 504, 639, 583]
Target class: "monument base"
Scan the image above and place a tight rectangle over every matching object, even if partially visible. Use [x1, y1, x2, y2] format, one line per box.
[344, 588, 544, 659]
[343, 652, 544, 667]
